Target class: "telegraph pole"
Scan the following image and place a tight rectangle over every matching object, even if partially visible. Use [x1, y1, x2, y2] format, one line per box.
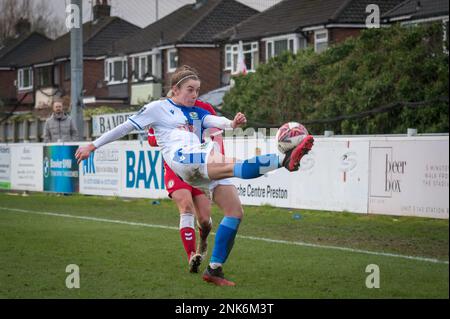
[70, 0, 84, 140]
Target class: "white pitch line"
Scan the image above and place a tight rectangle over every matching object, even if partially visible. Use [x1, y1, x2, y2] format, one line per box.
[1, 206, 448, 265]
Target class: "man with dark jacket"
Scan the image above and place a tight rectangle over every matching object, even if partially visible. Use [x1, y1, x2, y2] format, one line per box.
[43, 99, 79, 142]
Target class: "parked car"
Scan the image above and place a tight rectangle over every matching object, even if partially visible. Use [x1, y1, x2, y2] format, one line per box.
[198, 85, 231, 109]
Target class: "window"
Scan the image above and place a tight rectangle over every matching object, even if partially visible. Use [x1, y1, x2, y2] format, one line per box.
[274, 39, 288, 56]
[113, 61, 123, 80]
[265, 34, 307, 60]
[147, 55, 153, 77]
[132, 54, 155, 81]
[64, 62, 71, 81]
[18, 68, 33, 91]
[314, 30, 329, 53]
[105, 57, 128, 84]
[225, 45, 232, 69]
[36, 66, 52, 87]
[167, 49, 178, 73]
[289, 39, 295, 52]
[267, 42, 273, 60]
[224, 42, 259, 74]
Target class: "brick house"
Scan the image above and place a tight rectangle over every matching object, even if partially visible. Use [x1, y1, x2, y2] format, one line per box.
[108, 0, 258, 104]
[0, 20, 52, 109]
[4, 0, 140, 116]
[215, 0, 405, 81]
[382, 0, 449, 52]
[383, 0, 448, 23]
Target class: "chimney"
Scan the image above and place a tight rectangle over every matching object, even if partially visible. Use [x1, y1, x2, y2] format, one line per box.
[93, 0, 111, 20]
[15, 18, 31, 36]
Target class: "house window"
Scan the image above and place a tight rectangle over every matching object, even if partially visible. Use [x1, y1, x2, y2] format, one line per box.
[18, 67, 33, 91]
[314, 30, 329, 53]
[225, 45, 232, 69]
[265, 34, 306, 60]
[225, 42, 259, 74]
[167, 49, 178, 73]
[105, 57, 128, 84]
[132, 54, 155, 81]
[274, 39, 288, 56]
[113, 61, 124, 80]
[267, 42, 273, 60]
[64, 62, 71, 81]
[36, 66, 52, 88]
[147, 55, 153, 77]
[232, 47, 238, 73]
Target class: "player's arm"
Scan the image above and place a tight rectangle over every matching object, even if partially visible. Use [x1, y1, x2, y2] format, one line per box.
[203, 112, 247, 129]
[76, 102, 158, 164]
[75, 121, 135, 164]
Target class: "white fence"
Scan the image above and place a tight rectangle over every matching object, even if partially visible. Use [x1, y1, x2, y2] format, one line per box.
[0, 135, 448, 219]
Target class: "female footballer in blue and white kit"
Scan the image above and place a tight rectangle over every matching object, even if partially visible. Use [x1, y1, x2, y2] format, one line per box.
[75, 66, 314, 286]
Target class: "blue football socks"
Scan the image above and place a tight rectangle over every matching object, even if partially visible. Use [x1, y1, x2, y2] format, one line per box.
[210, 216, 241, 265]
[233, 154, 280, 179]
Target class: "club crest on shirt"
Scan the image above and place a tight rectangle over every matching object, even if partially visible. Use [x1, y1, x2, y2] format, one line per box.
[189, 112, 199, 120]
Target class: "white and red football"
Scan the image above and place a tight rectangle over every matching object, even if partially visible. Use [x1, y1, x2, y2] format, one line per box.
[276, 122, 309, 153]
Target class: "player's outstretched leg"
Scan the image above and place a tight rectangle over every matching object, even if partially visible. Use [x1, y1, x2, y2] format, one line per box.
[207, 135, 314, 181]
[281, 135, 315, 171]
[202, 185, 242, 286]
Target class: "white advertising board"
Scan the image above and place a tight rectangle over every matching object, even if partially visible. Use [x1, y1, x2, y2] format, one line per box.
[2, 135, 448, 219]
[368, 138, 449, 219]
[290, 138, 369, 214]
[79, 144, 121, 196]
[92, 112, 141, 137]
[226, 138, 293, 208]
[224, 137, 370, 214]
[10, 144, 43, 191]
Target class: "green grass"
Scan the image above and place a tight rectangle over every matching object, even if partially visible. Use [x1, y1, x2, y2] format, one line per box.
[0, 192, 448, 298]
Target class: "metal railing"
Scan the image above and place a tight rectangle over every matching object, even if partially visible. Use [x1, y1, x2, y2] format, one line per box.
[0, 117, 139, 143]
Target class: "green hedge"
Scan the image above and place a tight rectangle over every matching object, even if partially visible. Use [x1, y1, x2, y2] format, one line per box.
[223, 23, 449, 134]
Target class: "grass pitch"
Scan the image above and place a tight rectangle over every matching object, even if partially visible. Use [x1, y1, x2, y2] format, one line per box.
[0, 192, 448, 298]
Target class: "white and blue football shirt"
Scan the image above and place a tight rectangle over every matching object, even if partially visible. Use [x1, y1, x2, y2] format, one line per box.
[127, 99, 211, 159]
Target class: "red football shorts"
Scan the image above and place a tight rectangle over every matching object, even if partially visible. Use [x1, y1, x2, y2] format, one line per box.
[164, 162, 204, 198]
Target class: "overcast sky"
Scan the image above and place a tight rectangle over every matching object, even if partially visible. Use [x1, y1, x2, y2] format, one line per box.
[50, 0, 282, 29]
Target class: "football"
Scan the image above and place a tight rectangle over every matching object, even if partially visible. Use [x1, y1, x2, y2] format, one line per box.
[276, 122, 309, 153]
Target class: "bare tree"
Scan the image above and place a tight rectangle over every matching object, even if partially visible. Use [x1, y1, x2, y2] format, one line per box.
[0, 0, 65, 45]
